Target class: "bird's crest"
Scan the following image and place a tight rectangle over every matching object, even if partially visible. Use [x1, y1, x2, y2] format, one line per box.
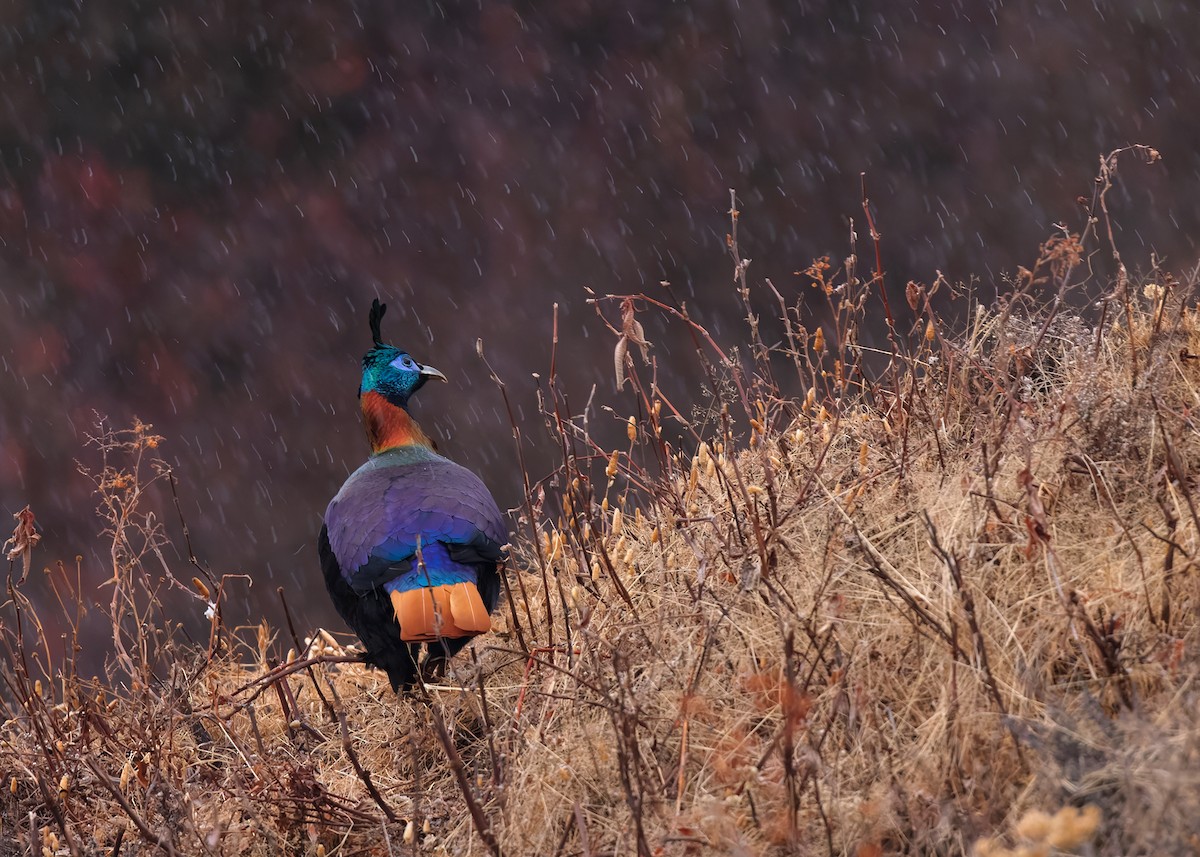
[369, 299, 387, 347]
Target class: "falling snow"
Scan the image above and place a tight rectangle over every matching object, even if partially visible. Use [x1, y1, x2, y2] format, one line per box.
[0, 1, 1195, 647]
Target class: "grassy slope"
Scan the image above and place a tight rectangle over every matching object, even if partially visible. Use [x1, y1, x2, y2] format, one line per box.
[3, 207, 1200, 855]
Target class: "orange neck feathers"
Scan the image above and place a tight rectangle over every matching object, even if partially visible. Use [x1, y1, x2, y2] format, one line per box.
[361, 391, 434, 453]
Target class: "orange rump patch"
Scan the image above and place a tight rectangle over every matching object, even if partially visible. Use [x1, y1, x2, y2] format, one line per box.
[448, 581, 492, 633]
[390, 582, 491, 642]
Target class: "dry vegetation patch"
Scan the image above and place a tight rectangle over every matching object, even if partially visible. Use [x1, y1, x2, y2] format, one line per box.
[3, 160, 1200, 856]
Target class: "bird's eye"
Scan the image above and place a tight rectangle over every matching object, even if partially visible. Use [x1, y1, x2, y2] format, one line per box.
[403, 357, 415, 368]
[389, 355, 417, 371]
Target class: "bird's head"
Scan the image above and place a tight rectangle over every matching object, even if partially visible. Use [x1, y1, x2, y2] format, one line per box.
[359, 299, 447, 408]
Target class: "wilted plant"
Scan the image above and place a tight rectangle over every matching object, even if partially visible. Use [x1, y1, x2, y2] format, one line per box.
[1, 147, 1197, 855]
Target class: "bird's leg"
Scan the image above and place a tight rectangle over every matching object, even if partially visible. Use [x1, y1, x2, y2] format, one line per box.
[419, 646, 449, 684]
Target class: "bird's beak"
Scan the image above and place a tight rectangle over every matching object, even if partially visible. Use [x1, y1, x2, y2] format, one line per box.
[419, 364, 448, 383]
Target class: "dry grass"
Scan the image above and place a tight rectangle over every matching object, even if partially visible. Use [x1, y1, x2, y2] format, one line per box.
[3, 149, 1200, 856]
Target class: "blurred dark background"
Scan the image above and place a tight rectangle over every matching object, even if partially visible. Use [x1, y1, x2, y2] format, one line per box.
[2, 0, 1197, 653]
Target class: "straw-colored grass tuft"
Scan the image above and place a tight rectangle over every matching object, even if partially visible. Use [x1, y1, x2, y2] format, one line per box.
[3, 165, 1199, 855]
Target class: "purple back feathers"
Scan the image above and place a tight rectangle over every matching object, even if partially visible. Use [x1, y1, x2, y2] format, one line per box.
[324, 446, 506, 592]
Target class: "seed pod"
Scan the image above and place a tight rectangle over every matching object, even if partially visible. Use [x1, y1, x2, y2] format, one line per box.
[627, 416, 637, 442]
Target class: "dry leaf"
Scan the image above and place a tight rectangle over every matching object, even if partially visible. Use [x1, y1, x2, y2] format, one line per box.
[905, 280, 921, 312]
[3, 505, 40, 584]
[614, 297, 652, 389]
[614, 335, 629, 391]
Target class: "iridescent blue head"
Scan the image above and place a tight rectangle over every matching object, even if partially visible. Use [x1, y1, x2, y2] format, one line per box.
[359, 299, 447, 408]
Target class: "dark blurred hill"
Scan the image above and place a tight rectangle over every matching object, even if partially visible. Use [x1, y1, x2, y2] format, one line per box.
[1, 0, 1197, 645]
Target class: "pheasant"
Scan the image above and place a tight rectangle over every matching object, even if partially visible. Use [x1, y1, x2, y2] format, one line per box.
[318, 300, 506, 691]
